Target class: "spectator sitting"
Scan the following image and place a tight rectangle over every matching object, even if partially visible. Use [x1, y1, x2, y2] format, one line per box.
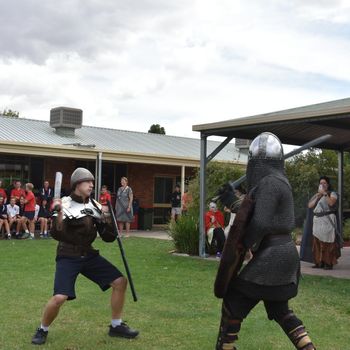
[39, 180, 54, 205]
[0, 180, 8, 204]
[99, 185, 111, 213]
[21, 183, 36, 239]
[10, 180, 25, 205]
[205, 202, 226, 257]
[16, 196, 26, 239]
[7, 196, 20, 236]
[0, 195, 11, 239]
[37, 199, 51, 238]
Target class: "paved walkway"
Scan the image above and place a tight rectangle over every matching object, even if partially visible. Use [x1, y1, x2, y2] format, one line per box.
[128, 230, 350, 279]
[300, 246, 350, 279]
[128, 229, 172, 240]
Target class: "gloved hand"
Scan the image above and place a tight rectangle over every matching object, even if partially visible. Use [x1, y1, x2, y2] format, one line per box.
[214, 183, 237, 208]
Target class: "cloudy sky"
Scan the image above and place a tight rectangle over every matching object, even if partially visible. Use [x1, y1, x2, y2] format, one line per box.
[1, 0, 350, 139]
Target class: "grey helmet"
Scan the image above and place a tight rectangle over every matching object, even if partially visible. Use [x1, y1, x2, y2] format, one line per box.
[248, 132, 283, 160]
[70, 167, 94, 189]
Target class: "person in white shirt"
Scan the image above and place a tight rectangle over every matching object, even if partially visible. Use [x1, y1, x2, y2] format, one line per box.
[7, 197, 20, 233]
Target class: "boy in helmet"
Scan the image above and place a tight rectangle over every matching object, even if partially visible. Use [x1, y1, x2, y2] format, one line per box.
[216, 133, 315, 350]
[31, 168, 138, 345]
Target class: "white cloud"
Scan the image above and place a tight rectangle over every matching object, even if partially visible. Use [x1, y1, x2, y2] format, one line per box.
[0, 0, 350, 139]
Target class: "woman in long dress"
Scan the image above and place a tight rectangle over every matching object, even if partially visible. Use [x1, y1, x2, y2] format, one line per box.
[115, 177, 134, 237]
[308, 176, 339, 270]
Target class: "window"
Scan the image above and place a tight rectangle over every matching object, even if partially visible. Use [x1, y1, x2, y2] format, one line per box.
[154, 177, 173, 204]
[0, 156, 30, 188]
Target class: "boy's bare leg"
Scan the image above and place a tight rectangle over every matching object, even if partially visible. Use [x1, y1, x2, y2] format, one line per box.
[41, 294, 68, 327]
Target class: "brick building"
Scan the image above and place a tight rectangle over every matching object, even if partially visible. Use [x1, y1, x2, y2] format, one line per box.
[0, 107, 247, 226]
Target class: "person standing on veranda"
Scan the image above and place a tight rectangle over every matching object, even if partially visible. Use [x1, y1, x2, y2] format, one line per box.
[115, 177, 134, 237]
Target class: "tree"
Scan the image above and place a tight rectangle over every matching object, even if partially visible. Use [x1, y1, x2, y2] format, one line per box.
[285, 148, 350, 226]
[2, 109, 19, 118]
[148, 124, 165, 134]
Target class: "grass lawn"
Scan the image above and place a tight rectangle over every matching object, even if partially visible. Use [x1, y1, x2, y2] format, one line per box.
[0, 237, 349, 350]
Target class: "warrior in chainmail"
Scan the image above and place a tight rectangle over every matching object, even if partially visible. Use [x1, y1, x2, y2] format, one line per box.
[216, 133, 316, 350]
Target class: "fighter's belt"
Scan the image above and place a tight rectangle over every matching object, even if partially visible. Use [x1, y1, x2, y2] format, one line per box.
[214, 195, 255, 299]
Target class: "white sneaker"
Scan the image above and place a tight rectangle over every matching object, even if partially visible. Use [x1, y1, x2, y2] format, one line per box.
[7, 234, 11, 239]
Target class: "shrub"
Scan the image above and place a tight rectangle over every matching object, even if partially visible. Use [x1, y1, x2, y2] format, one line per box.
[168, 161, 245, 255]
[342, 219, 350, 241]
[168, 213, 199, 255]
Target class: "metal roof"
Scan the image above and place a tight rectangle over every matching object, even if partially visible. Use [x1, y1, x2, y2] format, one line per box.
[0, 115, 246, 164]
[193, 97, 350, 150]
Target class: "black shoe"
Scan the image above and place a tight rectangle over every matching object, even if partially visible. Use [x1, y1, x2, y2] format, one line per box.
[311, 264, 321, 268]
[108, 322, 139, 339]
[31, 328, 48, 345]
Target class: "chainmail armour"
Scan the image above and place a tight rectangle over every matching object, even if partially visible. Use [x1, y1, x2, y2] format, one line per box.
[238, 158, 300, 286]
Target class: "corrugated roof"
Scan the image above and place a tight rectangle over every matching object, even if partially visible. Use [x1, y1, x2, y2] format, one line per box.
[0, 115, 246, 163]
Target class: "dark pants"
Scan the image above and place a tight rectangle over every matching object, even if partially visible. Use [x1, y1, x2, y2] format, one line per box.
[212, 228, 226, 253]
[224, 287, 290, 321]
[216, 288, 314, 350]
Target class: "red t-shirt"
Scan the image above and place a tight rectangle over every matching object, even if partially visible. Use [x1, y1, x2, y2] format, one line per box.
[99, 192, 111, 205]
[205, 210, 225, 232]
[0, 188, 7, 202]
[11, 188, 25, 200]
[25, 191, 36, 212]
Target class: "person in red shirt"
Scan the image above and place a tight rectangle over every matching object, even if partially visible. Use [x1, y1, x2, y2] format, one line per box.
[181, 189, 192, 215]
[11, 180, 25, 204]
[99, 185, 111, 213]
[0, 180, 8, 204]
[205, 202, 226, 257]
[20, 183, 36, 239]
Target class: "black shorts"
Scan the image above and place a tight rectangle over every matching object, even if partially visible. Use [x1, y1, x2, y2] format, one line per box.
[24, 211, 35, 220]
[53, 254, 123, 300]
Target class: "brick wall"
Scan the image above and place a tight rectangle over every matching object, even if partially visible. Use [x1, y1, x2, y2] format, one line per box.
[44, 157, 76, 194]
[128, 163, 195, 208]
[43, 157, 195, 206]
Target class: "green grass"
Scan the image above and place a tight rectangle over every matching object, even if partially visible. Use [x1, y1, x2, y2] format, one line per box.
[0, 238, 349, 350]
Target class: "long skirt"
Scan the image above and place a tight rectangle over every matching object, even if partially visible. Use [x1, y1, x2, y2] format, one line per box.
[312, 236, 338, 266]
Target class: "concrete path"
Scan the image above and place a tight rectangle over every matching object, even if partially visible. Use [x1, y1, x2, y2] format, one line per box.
[128, 230, 350, 279]
[128, 229, 172, 240]
[300, 246, 350, 279]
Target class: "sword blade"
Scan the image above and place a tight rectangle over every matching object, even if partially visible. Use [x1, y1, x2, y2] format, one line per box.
[54, 172, 63, 199]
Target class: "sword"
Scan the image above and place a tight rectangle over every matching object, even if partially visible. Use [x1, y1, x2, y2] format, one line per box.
[53, 172, 63, 211]
[213, 134, 333, 201]
[107, 200, 138, 302]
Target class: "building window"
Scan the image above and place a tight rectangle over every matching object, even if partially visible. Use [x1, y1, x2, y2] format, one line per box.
[153, 176, 174, 225]
[154, 177, 173, 204]
[0, 156, 30, 188]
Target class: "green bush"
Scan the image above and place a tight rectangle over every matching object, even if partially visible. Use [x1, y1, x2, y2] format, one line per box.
[342, 219, 350, 241]
[168, 213, 199, 255]
[168, 161, 245, 255]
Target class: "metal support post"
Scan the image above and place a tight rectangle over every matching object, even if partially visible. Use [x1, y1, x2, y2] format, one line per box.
[199, 134, 207, 257]
[338, 150, 344, 236]
[95, 152, 103, 201]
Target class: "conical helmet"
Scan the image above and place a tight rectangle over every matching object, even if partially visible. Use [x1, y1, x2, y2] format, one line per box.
[248, 132, 283, 160]
[70, 168, 94, 189]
